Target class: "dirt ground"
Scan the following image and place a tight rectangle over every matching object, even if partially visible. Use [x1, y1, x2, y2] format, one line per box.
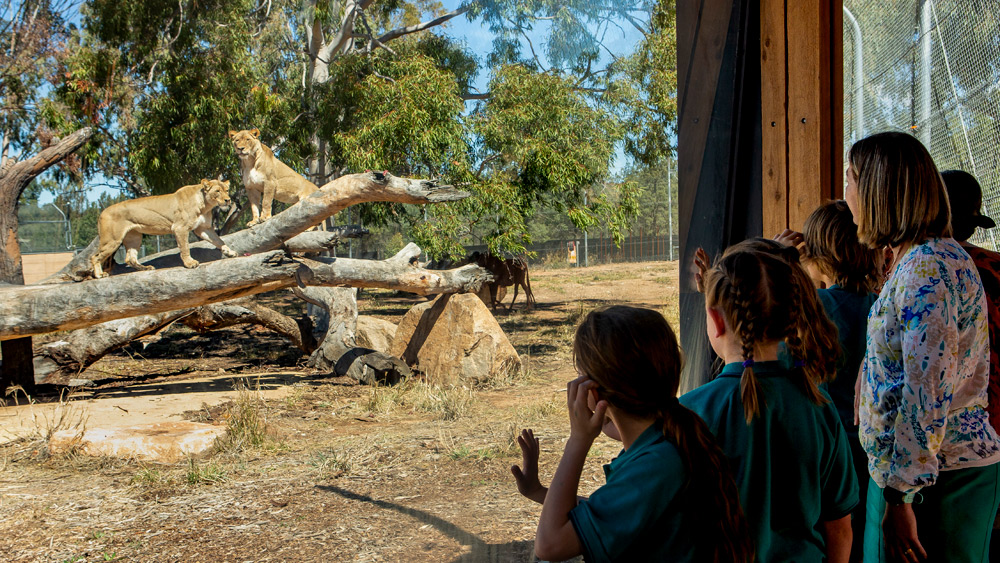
[0, 260, 679, 563]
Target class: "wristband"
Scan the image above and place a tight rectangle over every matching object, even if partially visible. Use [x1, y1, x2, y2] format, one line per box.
[882, 486, 919, 505]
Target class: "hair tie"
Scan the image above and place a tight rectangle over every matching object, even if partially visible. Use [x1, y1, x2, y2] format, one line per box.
[742, 359, 755, 368]
[793, 359, 806, 368]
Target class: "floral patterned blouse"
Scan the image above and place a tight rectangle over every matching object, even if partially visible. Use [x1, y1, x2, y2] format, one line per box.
[860, 238, 1000, 493]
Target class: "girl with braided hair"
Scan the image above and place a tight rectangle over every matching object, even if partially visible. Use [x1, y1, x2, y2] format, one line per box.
[514, 305, 753, 562]
[681, 247, 858, 562]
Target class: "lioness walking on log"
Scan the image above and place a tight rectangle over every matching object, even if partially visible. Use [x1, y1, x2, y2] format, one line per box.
[90, 179, 238, 278]
[228, 128, 320, 226]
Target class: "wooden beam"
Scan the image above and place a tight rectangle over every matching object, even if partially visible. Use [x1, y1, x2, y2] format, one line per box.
[760, 0, 843, 234]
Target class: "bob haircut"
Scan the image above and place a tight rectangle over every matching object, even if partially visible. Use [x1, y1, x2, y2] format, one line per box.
[847, 131, 951, 248]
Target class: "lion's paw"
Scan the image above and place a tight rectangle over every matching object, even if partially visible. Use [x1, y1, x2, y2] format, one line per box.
[222, 247, 237, 258]
[182, 260, 200, 269]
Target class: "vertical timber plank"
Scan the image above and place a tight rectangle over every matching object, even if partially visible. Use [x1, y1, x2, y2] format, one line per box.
[760, 0, 788, 237]
[830, 1, 844, 199]
[786, 0, 829, 231]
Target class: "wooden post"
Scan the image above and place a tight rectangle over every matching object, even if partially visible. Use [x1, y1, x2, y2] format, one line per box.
[761, 0, 844, 234]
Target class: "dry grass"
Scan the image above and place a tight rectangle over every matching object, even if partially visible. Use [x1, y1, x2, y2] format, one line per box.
[214, 378, 273, 454]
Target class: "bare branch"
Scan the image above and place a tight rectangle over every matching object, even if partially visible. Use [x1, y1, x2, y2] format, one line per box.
[376, 6, 470, 44]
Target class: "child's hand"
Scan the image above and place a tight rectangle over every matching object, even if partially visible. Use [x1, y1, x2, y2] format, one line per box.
[774, 229, 805, 248]
[566, 375, 608, 444]
[694, 247, 710, 293]
[511, 429, 547, 504]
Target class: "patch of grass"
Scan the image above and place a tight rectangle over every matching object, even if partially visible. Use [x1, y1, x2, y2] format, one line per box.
[215, 378, 272, 453]
[131, 466, 163, 486]
[1, 386, 88, 457]
[309, 449, 353, 478]
[473, 356, 523, 389]
[411, 384, 474, 421]
[186, 458, 226, 485]
[283, 385, 307, 409]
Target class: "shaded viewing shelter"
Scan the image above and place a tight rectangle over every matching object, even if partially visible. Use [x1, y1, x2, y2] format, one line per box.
[678, 0, 843, 390]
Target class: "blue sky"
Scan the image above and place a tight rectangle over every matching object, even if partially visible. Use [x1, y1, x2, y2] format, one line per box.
[42, 2, 644, 205]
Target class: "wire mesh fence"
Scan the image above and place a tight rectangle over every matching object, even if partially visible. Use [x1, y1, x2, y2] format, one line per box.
[844, 0, 1000, 249]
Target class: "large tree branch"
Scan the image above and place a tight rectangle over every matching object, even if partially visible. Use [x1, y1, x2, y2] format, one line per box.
[376, 7, 470, 44]
[46, 171, 463, 282]
[1, 244, 490, 340]
[0, 127, 92, 207]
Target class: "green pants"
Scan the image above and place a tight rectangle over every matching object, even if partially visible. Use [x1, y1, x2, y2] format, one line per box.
[864, 463, 1000, 563]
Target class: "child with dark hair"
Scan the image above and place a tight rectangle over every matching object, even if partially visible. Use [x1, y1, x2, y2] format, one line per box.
[681, 247, 858, 562]
[512, 305, 753, 562]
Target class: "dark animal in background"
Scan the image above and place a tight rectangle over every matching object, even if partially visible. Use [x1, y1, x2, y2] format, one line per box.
[469, 251, 537, 311]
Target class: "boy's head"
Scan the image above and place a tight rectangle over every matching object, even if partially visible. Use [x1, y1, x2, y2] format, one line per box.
[802, 200, 882, 294]
[941, 170, 995, 242]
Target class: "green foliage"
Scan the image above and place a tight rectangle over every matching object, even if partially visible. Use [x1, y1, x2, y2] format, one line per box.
[32, 0, 673, 256]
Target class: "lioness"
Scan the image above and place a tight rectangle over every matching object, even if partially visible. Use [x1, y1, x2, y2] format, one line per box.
[90, 179, 238, 278]
[228, 128, 320, 226]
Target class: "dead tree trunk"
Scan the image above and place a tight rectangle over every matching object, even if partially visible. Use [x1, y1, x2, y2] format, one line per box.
[45, 171, 457, 282]
[32, 300, 318, 386]
[0, 127, 93, 395]
[0, 244, 488, 339]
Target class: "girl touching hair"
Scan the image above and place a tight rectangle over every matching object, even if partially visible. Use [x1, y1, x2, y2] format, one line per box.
[514, 305, 753, 562]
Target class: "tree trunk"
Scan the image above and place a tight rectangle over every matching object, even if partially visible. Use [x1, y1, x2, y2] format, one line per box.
[0, 127, 93, 395]
[32, 299, 317, 385]
[0, 244, 490, 339]
[45, 171, 460, 282]
[294, 286, 410, 384]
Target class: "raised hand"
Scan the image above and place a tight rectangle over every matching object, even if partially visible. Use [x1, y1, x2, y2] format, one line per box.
[774, 228, 805, 248]
[566, 375, 607, 444]
[511, 428, 546, 504]
[694, 247, 710, 293]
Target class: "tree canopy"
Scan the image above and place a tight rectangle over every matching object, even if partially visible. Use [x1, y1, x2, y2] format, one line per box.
[5, 0, 678, 257]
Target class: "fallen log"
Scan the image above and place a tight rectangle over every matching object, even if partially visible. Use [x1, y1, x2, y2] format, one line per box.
[45, 171, 461, 282]
[1, 244, 489, 340]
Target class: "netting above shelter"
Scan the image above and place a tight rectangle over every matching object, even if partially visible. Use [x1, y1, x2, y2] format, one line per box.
[844, 0, 1000, 249]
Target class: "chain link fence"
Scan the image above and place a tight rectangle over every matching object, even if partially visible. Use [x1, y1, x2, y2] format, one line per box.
[844, 0, 1000, 249]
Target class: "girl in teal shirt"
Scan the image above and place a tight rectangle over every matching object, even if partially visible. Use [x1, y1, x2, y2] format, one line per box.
[512, 305, 753, 562]
[682, 246, 859, 562]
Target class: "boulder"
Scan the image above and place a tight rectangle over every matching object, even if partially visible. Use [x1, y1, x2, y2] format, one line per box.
[390, 293, 521, 386]
[49, 421, 225, 463]
[356, 315, 397, 354]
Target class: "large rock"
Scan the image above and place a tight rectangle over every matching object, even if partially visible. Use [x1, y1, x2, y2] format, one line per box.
[356, 315, 397, 354]
[49, 421, 225, 463]
[390, 293, 521, 386]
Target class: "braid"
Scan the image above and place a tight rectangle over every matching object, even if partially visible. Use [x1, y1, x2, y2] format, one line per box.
[784, 257, 839, 405]
[733, 280, 764, 423]
[660, 401, 755, 562]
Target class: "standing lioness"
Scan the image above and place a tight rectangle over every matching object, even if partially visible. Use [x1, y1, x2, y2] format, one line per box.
[228, 128, 320, 226]
[90, 179, 237, 278]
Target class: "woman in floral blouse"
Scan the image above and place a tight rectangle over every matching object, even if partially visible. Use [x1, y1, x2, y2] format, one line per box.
[848, 131, 1000, 563]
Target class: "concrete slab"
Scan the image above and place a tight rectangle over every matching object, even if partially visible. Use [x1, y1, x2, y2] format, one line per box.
[0, 371, 304, 456]
[48, 421, 227, 463]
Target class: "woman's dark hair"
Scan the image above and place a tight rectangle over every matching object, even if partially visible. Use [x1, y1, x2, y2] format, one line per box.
[802, 200, 883, 294]
[573, 305, 754, 562]
[704, 248, 839, 422]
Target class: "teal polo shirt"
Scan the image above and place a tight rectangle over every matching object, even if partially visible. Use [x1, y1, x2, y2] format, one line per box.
[816, 285, 877, 431]
[568, 424, 699, 562]
[680, 361, 858, 563]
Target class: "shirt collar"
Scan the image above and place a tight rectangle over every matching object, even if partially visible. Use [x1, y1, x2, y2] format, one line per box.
[718, 359, 789, 378]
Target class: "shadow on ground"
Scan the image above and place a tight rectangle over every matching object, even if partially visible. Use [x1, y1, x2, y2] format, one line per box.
[318, 484, 537, 563]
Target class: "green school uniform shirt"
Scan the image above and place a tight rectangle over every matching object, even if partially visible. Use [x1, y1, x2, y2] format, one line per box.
[568, 424, 699, 563]
[680, 361, 858, 563]
[816, 285, 877, 431]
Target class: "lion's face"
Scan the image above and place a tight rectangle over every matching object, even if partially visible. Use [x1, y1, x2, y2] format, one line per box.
[202, 179, 232, 211]
[228, 128, 261, 159]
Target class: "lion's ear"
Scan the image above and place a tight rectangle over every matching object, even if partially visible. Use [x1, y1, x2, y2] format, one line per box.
[201, 179, 212, 191]
[228, 130, 237, 139]
[250, 128, 260, 138]
[223, 180, 230, 188]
